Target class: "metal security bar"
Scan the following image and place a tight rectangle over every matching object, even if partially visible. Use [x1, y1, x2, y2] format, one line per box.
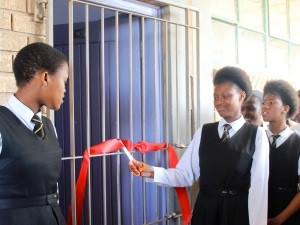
[58, 1, 200, 225]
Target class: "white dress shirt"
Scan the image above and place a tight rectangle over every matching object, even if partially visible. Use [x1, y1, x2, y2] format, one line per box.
[149, 116, 270, 225]
[0, 95, 46, 154]
[266, 126, 300, 175]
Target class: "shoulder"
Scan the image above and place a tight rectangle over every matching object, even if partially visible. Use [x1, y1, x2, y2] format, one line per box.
[289, 131, 300, 143]
[0, 106, 11, 115]
[241, 122, 258, 135]
[256, 126, 267, 136]
[291, 124, 300, 135]
[243, 122, 258, 129]
[202, 121, 218, 129]
[41, 116, 55, 130]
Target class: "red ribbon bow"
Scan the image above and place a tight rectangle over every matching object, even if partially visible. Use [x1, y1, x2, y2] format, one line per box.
[67, 139, 191, 225]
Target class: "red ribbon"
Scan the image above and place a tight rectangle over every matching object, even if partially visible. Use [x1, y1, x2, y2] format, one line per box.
[67, 139, 191, 225]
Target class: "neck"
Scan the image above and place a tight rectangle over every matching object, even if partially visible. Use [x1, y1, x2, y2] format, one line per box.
[268, 120, 287, 135]
[15, 89, 40, 114]
[224, 112, 242, 123]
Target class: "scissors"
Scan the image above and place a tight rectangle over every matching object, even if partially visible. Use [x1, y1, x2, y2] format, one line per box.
[121, 145, 146, 174]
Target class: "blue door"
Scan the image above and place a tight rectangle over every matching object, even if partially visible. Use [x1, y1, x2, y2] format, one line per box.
[54, 15, 167, 225]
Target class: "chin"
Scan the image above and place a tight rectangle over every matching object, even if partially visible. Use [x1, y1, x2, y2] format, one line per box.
[49, 104, 62, 111]
[54, 105, 62, 111]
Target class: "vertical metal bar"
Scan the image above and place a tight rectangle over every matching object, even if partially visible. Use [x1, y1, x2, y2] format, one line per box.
[85, 4, 92, 225]
[68, 1, 76, 225]
[164, 20, 170, 225]
[185, 9, 191, 142]
[45, 0, 53, 45]
[141, 16, 147, 224]
[44, 0, 54, 121]
[175, 24, 179, 145]
[236, 0, 240, 64]
[129, 16, 133, 139]
[196, 12, 201, 128]
[264, 0, 269, 68]
[164, 21, 169, 141]
[286, 0, 292, 74]
[128, 13, 134, 225]
[115, 11, 120, 137]
[153, 18, 159, 222]
[100, 7, 107, 225]
[115, 11, 122, 225]
[184, 9, 194, 216]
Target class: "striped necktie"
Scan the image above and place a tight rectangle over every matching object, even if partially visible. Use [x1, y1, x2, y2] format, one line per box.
[221, 124, 232, 142]
[31, 114, 45, 139]
[271, 134, 280, 147]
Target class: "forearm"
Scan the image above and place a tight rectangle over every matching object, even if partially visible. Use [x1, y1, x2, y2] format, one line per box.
[273, 192, 300, 223]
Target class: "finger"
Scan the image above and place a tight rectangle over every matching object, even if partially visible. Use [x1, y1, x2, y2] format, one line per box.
[128, 161, 141, 176]
[138, 162, 146, 172]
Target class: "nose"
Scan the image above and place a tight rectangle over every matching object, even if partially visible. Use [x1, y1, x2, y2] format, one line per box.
[214, 98, 223, 106]
[262, 103, 269, 110]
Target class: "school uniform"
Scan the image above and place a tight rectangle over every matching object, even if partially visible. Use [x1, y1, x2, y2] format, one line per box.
[267, 128, 300, 225]
[150, 117, 269, 225]
[0, 95, 66, 225]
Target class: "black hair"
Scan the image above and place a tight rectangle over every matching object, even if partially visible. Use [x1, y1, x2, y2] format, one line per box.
[13, 42, 68, 87]
[251, 90, 263, 102]
[297, 90, 300, 99]
[213, 66, 252, 101]
[263, 80, 298, 118]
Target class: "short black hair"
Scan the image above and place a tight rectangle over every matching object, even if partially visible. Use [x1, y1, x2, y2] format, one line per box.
[213, 66, 252, 101]
[13, 42, 68, 87]
[297, 90, 300, 99]
[251, 90, 263, 102]
[263, 80, 298, 118]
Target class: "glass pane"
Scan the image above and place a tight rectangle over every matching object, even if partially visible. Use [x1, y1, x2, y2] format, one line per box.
[239, 0, 264, 32]
[268, 38, 289, 75]
[269, 0, 288, 39]
[290, 0, 300, 44]
[211, 20, 236, 64]
[212, 0, 237, 21]
[239, 30, 265, 68]
[291, 45, 300, 77]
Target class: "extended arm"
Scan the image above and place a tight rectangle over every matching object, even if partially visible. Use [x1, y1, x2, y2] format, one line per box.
[129, 127, 202, 187]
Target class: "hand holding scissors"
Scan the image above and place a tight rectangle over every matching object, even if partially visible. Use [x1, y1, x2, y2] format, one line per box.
[120, 144, 153, 177]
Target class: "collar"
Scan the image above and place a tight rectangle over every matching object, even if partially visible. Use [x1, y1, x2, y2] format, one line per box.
[218, 116, 246, 132]
[266, 126, 293, 140]
[4, 95, 42, 123]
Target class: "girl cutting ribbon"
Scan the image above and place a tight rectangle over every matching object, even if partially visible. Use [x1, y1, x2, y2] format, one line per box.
[129, 66, 270, 225]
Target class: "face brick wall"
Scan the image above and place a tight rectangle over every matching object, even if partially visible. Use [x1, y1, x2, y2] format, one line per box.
[0, 0, 46, 104]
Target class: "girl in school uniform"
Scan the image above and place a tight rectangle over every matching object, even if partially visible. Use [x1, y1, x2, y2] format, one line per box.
[130, 66, 269, 225]
[262, 80, 300, 225]
[0, 42, 68, 225]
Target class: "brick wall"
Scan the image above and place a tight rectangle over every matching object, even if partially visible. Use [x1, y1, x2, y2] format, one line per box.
[0, 0, 46, 104]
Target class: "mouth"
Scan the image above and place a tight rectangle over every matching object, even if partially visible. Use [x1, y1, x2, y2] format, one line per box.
[216, 106, 226, 112]
[261, 111, 269, 117]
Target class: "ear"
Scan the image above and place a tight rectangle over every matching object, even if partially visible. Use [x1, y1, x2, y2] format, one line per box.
[240, 91, 246, 102]
[283, 105, 290, 115]
[41, 71, 49, 87]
